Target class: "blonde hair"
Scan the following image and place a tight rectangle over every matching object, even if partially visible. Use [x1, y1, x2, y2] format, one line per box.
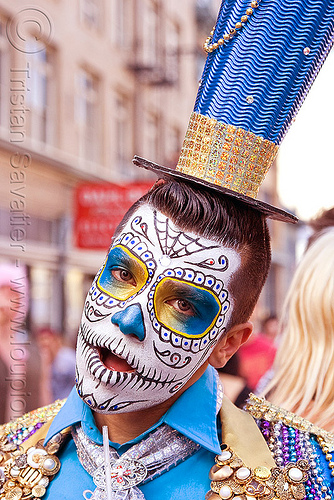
[261, 229, 334, 431]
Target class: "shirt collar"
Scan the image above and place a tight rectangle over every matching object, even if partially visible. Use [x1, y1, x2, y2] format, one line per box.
[45, 365, 221, 455]
[162, 365, 221, 454]
[45, 386, 83, 443]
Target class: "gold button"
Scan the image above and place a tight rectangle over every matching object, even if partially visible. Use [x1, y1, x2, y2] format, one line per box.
[254, 466, 271, 479]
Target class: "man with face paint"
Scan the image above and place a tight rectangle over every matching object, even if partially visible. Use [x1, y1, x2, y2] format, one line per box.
[77, 180, 269, 419]
[76, 187, 258, 419]
[2, 1, 334, 499]
[44, 180, 272, 500]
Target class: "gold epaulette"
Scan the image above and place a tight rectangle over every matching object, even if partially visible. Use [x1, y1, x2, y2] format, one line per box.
[207, 396, 312, 500]
[245, 393, 334, 448]
[0, 400, 69, 499]
[0, 399, 65, 445]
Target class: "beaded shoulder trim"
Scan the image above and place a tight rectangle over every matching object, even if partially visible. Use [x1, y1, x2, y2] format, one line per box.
[0, 399, 65, 446]
[245, 394, 334, 447]
[207, 395, 334, 500]
[0, 401, 68, 499]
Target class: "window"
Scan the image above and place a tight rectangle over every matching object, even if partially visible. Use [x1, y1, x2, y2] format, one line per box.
[111, 0, 133, 48]
[114, 93, 132, 177]
[26, 45, 56, 145]
[79, 0, 103, 32]
[30, 266, 56, 329]
[166, 126, 182, 166]
[0, 207, 57, 245]
[75, 69, 101, 163]
[141, 1, 158, 67]
[165, 20, 180, 84]
[146, 112, 160, 161]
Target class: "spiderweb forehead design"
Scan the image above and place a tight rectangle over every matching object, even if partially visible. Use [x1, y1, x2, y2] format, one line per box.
[154, 210, 220, 258]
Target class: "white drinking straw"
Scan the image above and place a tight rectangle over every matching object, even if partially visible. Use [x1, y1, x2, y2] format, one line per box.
[102, 425, 113, 500]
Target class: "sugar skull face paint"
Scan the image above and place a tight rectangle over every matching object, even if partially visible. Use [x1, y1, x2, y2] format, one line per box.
[76, 205, 240, 413]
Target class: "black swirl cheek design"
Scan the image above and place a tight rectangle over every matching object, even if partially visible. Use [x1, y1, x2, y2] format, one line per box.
[130, 215, 152, 244]
[84, 300, 111, 322]
[190, 254, 229, 271]
[153, 346, 192, 369]
[76, 375, 97, 410]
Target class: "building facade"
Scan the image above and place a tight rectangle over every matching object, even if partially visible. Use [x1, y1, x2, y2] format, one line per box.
[0, 0, 202, 339]
[0, 0, 297, 340]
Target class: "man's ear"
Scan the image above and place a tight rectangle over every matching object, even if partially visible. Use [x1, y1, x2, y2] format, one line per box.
[208, 322, 253, 369]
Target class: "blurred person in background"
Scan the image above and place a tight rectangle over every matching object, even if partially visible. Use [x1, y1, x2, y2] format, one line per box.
[237, 313, 278, 391]
[306, 205, 334, 250]
[37, 326, 76, 406]
[261, 228, 334, 432]
[0, 263, 40, 423]
[216, 353, 251, 409]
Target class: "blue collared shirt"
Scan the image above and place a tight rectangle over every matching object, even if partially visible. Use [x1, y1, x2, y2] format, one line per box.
[44, 365, 221, 499]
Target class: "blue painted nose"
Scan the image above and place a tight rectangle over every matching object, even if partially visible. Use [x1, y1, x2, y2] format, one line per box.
[111, 303, 146, 341]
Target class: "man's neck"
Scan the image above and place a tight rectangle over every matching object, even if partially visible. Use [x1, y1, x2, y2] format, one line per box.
[93, 399, 173, 444]
[93, 361, 209, 444]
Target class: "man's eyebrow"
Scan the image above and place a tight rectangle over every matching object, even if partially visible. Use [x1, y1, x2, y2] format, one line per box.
[160, 279, 214, 300]
[107, 246, 148, 272]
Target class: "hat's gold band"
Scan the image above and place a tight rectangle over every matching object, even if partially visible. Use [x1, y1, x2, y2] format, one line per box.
[176, 112, 278, 199]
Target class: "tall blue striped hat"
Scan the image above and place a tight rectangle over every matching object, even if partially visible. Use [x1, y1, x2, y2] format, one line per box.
[134, 0, 334, 222]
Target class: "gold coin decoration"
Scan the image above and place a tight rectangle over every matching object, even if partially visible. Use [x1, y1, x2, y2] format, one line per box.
[4, 487, 23, 500]
[254, 466, 271, 480]
[45, 442, 60, 454]
[31, 486, 46, 498]
[208, 445, 309, 500]
[0, 403, 69, 499]
[40, 455, 60, 476]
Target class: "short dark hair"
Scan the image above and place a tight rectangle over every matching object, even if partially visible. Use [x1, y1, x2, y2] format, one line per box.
[307, 206, 334, 250]
[114, 179, 271, 329]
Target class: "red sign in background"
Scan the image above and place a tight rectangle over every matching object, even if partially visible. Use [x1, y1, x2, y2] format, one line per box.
[74, 182, 153, 249]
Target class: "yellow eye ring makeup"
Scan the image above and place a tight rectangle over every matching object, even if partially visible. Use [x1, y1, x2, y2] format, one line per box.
[154, 277, 222, 339]
[97, 245, 149, 301]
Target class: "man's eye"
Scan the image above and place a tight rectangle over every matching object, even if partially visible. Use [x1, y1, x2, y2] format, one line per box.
[111, 268, 136, 286]
[166, 298, 195, 316]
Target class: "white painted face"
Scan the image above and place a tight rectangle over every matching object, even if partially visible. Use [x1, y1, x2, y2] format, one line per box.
[76, 205, 240, 413]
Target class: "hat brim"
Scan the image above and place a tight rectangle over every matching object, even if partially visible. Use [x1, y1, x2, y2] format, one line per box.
[133, 156, 297, 224]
